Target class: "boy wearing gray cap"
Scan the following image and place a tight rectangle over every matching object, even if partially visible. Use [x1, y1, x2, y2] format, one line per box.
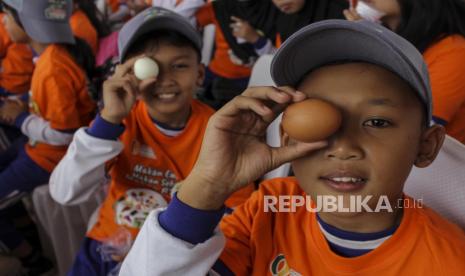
[49, 7, 253, 275]
[119, 20, 465, 275]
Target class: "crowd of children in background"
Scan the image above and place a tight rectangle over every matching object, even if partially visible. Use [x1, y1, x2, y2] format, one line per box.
[0, 0, 463, 275]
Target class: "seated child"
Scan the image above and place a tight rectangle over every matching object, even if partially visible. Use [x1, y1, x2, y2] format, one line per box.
[119, 19, 465, 275]
[49, 7, 253, 275]
[0, 0, 95, 273]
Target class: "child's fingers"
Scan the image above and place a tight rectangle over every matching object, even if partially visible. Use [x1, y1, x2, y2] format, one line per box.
[138, 77, 157, 92]
[242, 86, 293, 103]
[241, 86, 303, 115]
[270, 140, 328, 167]
[113, 55, 144, 78]
[230, 16, 241, 23]
[220, 94, 272, 118]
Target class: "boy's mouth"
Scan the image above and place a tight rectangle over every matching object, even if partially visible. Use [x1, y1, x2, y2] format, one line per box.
[152, 90, 181, 102]
[156, 92, 178, 100]
[320, 172, 367, 192]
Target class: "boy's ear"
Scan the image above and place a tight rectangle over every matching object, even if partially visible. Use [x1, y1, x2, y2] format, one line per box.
[280, 123, 290, 147]
[196, 63, 205, 86]
[414, 124, 446, 168]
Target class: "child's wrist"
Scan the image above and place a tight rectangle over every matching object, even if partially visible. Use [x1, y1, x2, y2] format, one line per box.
[177, 176, 230, 211]
[101, 109, 124, 125]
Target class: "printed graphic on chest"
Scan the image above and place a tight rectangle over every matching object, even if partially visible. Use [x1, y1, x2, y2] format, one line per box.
[270, 254, 301, 276]
[131, 140, 157, 159]
[114, 188, 167, 228]
[125, 164, 177, 196]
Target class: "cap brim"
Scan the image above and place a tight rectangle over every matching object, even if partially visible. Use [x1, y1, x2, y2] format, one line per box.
[273, 21, 416, 87]
[271, 19, 432, 122]
[19, 14, 75, 44]
[2, 0, 22, 11]
[119, 15, 202, 62]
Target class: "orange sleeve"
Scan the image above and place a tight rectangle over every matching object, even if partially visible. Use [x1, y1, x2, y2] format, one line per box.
[0, 14, 12, 58]
[219, 190, 261, 275]
[425, 37, 465, 123]
[0, 43, 34, 93]
[37, 73, 83, 130]
[195, 2, 215, 27]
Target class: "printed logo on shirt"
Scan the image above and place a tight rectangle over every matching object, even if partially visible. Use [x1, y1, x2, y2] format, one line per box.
[143, 7, 171, 22]
[270, 254, 301, 276]
[44, 0, 68, 21]
[114, 188, 167, 228]
[132, 140, 156, 159]
[125, 164, 177, 196]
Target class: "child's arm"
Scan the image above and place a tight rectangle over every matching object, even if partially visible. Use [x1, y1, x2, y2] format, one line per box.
[120, 86, 328, 274]
[49, 122, 124, 205]
[50, 56, 156, 205]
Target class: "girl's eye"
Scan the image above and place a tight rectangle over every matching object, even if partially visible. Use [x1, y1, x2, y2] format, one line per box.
[363, 119, 392, 128]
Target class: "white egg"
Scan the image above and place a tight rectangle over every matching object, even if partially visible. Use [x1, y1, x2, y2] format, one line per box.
[134, 57, 159, 80]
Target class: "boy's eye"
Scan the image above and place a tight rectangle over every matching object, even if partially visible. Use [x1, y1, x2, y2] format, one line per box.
[173, 63, 188, 69]
[363, 119, 392, 128]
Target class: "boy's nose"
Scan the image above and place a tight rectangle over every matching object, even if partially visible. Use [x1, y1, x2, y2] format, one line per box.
[324, 131, 364, 161]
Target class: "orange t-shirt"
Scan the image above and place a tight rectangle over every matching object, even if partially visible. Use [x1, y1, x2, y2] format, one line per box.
[196, 3, 252, 79]
[0, 13, 34, 94]
[424, 35, 465, 143]
[25, 45, 96, 172]
[87, 100, 254, 242]
[108, 0, 120, 13]
[220, 177, 465, 275]
[70, 9, 98, 55]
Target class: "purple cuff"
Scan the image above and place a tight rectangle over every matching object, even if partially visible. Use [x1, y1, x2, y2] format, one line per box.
[158, 193, 225, 244]
[253, 36, 268, 49]
[86, 114, 125, 140]
[14, 111, 30, 129]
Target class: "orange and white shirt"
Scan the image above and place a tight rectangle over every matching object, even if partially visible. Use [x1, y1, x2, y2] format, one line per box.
[0, 13, 34, 95]
[424, 35, 465, 144]
[120, 177, 465, 276]
[24, 44, 95, 172]
[50, 99, 253, 243]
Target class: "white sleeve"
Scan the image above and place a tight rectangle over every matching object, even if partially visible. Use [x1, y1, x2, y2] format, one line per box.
[119, 208, 226, 276]
[255, 39, 277, 56]
[20, 114, 74, 146]
[49, 128, 123, 205]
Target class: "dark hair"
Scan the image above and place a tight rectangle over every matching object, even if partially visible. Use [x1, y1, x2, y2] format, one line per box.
[64, 37, 95, 80]
[124, 30, 201, 63]
[74, 0, 111, 38]
[395, 0, 465, 53]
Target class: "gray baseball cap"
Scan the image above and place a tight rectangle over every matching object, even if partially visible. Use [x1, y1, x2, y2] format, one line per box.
[271, 19, 432, 124]
[3, 0, 75, 44]
[118, 7, 202, 62]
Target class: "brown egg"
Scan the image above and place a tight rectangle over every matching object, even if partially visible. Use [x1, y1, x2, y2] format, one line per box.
[282, 99, 342, 142]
